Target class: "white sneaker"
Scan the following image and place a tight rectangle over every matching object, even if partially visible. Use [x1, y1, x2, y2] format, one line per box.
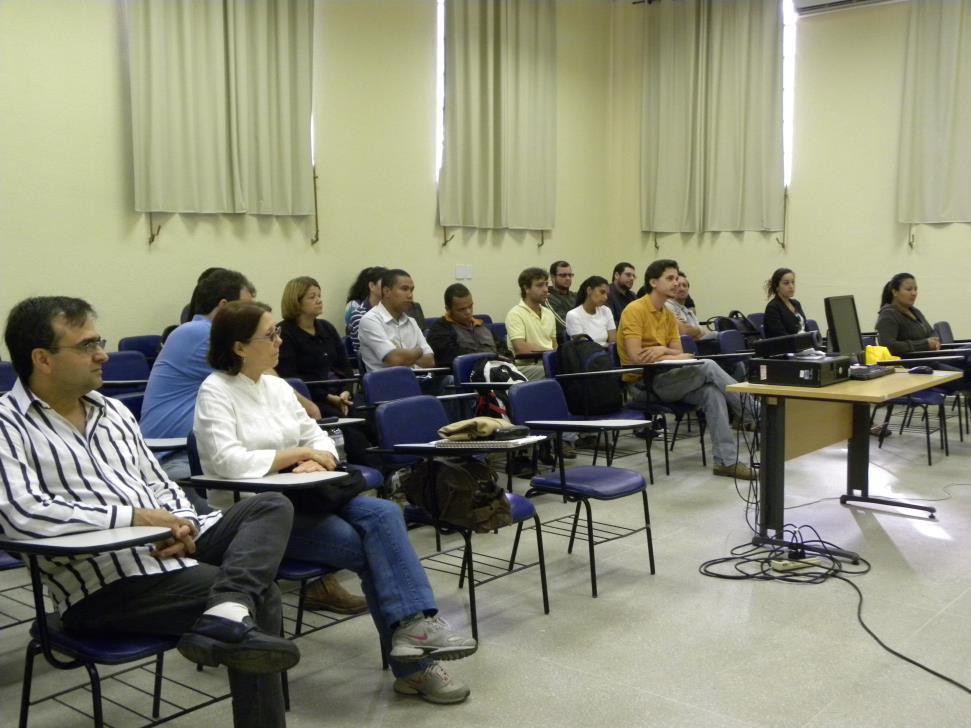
[389, 615, 477, 661]
[393, 663, 470, 704]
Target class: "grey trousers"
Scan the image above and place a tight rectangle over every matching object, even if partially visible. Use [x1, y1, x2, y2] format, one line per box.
[629, 359, 746, 467]
[63, 493, 295, 728]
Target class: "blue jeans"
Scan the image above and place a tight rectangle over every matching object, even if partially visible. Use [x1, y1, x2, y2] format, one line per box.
[286, 495, 436, 678]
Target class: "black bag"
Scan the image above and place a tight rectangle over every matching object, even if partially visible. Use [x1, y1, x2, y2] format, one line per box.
[399, 459, 513, 533]
[470, 359, 528, 420]
[283, 469, 370, 516]
[557, 334, 623, 415]
[714, 310, 761, 348]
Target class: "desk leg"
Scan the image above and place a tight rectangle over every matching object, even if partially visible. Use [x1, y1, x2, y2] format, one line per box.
[840, 404, 937, 518]
[753, 397, 860, 562]
[757, 396, 786, 540]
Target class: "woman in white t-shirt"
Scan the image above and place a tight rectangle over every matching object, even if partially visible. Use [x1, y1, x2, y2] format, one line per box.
[564, 275, 617, 346]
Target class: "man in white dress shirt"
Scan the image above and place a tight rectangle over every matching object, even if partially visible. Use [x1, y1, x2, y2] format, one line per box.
[0, 296, 298, 727]
[358, 269, 435, 373]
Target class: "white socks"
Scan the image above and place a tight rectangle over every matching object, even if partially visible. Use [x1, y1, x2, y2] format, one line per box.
[204, 601, 250, 623]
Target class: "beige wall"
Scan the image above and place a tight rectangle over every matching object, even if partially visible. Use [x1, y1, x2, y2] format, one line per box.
[606, 0, 971, 334]
[3, 0, 969, 362]
[0, 0, 612, 359]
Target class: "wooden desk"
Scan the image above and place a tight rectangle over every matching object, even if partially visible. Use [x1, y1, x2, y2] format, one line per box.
[728, 370, 961, 559]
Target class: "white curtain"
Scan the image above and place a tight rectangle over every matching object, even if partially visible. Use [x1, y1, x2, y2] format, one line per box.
[897, 0, 971, 224]
[127, 0, 315, 215]
[641, 0, 783, 233]
[438, 0, 557, 231]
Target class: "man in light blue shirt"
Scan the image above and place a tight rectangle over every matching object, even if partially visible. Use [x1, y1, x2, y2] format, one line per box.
[141, 270, 256, 478]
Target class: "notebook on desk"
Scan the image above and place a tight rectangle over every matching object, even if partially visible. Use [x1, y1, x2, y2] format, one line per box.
[430, 435, 545, 449]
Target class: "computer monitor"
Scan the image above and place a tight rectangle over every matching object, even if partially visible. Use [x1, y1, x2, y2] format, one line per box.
[824, 295, 865, 361]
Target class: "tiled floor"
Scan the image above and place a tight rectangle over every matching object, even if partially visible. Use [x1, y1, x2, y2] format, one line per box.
[3, 416, 971, 727]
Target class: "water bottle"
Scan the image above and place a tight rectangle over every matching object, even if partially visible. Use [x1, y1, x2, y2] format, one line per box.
[327, 428, 346, 462]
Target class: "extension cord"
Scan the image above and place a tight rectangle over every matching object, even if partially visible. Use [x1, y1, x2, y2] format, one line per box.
[770, 557, 825, 572]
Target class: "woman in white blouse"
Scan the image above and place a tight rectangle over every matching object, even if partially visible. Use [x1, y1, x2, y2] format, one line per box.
[564, 275, 617, 346]
[194, 302, 475, 704]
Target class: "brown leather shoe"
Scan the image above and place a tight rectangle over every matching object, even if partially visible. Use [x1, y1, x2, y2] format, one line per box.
[712, 462, 755, 480]
[303, 573, 368, 615]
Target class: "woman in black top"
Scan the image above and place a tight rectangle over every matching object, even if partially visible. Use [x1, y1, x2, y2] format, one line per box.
[763, 268, 807, 338]
[875, 272, 940, 354]
[278, 277, 354, 412]
[277, 277, 380, 468]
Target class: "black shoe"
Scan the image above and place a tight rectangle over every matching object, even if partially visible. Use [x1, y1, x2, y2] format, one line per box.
[560, 443, 577, 459]
[178, 615, 300, 674]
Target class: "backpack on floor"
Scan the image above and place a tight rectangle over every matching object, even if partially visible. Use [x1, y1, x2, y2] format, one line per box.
[557, 334, 623, 415]
[399, 459, 512, 533]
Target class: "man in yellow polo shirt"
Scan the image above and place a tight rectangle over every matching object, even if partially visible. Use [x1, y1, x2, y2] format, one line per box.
[619, 259, 754, 480]
[505, 267, 554, 381]
[505, 267, 576, 458]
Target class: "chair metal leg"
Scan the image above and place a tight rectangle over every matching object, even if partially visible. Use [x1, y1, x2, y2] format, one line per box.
[878, 405, 893, 448]
[85, 662, 105, 728]
[282, 670, 290, 711]
[508, 522, 524, 571]
[922, 405, 932, 466]
[644, 431, 655, 484]
[152, 652, 164, 718]
[669, 415, 683, 451]
[461, 532, 478, 641]
[567, 500, 582, 554]
[642, 489, 655, 575]
[532, 514, 550, 614]
[698, 418, 707, 467]
[661, 418, 670, 475]
[583, 499, 598, 598]
[19, 640, 40, 728]
[294, 578, 308, 637]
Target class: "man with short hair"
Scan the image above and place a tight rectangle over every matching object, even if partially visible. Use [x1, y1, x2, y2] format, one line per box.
[358, 269, 435, 373]
[505, 268, 575, 456]
[607, 262, 637, 323]
[666, 271, 711, 342]
[427, 283, 511, 367]
[142, 270, 366, 615]
[142, 268, 258, 451]
[545, 260, 576, 341]
[0, 296, 297, 728]
[619, 259, 755, 480]
[505, 267, 556, 381]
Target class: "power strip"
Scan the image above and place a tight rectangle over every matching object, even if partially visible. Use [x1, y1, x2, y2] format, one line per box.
[770, 557, 825, 572]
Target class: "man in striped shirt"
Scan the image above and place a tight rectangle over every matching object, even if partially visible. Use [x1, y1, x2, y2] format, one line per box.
[0, 296, 297, 728]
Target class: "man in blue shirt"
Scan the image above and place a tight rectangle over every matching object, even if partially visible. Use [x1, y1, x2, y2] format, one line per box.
[141, 269, 257, 462]
[141, 268, 367, 615]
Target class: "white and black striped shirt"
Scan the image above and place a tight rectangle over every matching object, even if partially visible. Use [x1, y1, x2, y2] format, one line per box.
[0, 380, 221, 613]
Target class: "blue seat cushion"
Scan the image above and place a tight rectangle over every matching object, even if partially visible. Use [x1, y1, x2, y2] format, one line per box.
[531, 466, 646, 500]
[346, 464, 383, 490]
[277, 558, 331, 581]
[404, 492, 534, 527]
[36, 614, 178, 664]
[0, 550, 22, 570]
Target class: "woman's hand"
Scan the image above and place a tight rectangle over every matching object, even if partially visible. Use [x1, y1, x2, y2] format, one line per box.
[927, 336, 941, 351]
[292, 459, 326, 473]
[327, 392, 352, 416]
[303, 449, 338, 471]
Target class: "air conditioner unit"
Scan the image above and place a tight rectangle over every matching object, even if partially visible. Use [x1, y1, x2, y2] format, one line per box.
[793, 0, 899, 16]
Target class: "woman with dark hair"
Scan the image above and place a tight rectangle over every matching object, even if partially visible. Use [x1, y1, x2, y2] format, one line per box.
[763, 268, 807, 338]
[345, 266, 387, 353]
[276, 277, 381, 470]
[194, 301, 476, 704]
[564, 275, 616, 346]
[875, 273, 940, 354]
